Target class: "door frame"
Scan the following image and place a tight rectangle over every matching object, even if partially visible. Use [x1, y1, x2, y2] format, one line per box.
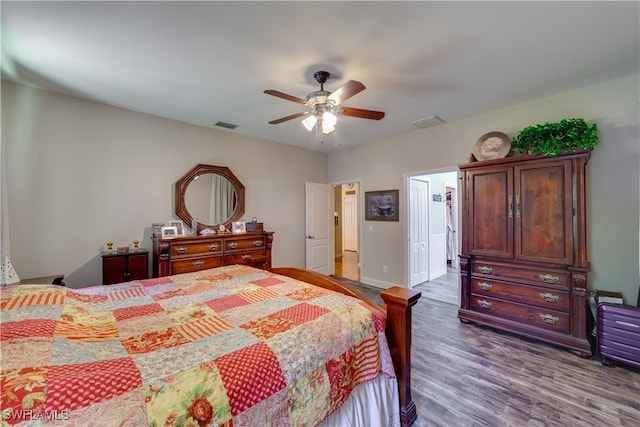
[331, 179, 362, 275]
[404, 167, 461, 288]
[343, 192, 358, 252]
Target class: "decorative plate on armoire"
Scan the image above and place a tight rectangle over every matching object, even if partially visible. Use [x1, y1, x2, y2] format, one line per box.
[473, 131, 511, 160]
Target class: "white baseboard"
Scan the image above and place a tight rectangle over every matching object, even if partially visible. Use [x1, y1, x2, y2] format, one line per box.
[360, 276, 403, 290]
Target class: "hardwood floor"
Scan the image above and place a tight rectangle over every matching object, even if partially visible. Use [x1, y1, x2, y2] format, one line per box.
[333, 277, 640, 427]
[335, 251, 360, 282]
[414, 266, 459, 306]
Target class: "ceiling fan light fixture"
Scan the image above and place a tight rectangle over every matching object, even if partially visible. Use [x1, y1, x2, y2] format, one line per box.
[301, 114, 317, 131]
[265, 70, 384, 140]
[322, 111, 337, 134]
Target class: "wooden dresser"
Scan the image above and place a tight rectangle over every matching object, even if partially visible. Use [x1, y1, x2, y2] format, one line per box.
[458, 151, 592, 357]
[153, 232, 273, 277]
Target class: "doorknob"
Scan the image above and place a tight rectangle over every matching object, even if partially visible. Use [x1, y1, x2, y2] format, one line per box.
[306, 235, 315, 239]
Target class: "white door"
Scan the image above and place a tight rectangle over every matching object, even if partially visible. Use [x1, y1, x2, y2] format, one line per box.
[409, 178, 429, 287]
[343, 194, 358, 252]
[305, 182, 334, 275]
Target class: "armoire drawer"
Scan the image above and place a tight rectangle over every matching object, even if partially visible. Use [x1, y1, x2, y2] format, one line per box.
[472, 261, 569, 289]
[169, 240, 223, 259]
[471, 295, 570, 334]
[170, 256, 223, 274]
[471, 278, 570, 312]
[225, 236, 266, 252]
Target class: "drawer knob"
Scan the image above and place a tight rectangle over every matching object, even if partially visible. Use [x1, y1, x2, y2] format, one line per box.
[539, 292, 559, 303]
[192, 260, 205, 268]
[539, 274, 559, 284]
[253, 240, 263, 247]
[176, 247, 188, 254]
[539, 314, 559, 324]
[478, 282, 492, 291]
[478, 299, 492, 309]
[228, 242, 238, 249]
[478, 266, 493, 274]
[209, 244, 218, 251]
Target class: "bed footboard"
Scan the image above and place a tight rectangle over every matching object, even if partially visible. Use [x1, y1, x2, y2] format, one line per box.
[270, 267, 421, 427]
[381, 286, 421, 427]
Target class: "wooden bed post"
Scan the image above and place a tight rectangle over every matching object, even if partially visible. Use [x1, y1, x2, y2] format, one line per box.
[381, 286, 422, 427]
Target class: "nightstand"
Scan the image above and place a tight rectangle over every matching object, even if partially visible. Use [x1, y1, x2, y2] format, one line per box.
[102, 250, 149, 285]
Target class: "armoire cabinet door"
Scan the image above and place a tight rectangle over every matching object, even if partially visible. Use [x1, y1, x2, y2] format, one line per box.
[514, 159, 574, 265]
[467, 166, 514, 258]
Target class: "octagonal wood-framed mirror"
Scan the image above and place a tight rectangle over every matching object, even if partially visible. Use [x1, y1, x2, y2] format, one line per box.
[175, 164, 245, 234]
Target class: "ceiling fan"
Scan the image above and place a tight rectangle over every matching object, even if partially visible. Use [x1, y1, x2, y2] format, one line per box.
[264, 71, 385, 137]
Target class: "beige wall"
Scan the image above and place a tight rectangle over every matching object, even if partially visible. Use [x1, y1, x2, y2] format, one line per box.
[329, 73, 640, 305]
[3, 74, 639, 304]
[2, 80, 328, 288]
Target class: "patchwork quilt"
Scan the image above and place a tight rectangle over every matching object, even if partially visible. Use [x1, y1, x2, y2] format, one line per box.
[0, 265, 393, 426]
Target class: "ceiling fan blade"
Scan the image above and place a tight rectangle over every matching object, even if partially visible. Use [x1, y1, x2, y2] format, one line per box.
[268, 111, 309, 125]
[337, 106, 385, 120]
[264, 89, 307, 105]
[328, 80, 366, 105]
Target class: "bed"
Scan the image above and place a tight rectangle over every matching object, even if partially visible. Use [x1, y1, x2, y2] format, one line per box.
[1, 265, 420, 426]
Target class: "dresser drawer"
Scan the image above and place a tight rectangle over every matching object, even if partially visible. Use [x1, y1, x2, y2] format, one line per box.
[224, 251, 267, 268]
[472, 261, 569, 289]
[169, 240, 223, 259]
[170, 256, 223, 274]
[471, 278, 570, 312]
[471, 295, 569, 334]
[225, 236, 266, 252]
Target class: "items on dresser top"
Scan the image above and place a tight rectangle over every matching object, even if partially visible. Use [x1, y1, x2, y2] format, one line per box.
[153, 231, 273, 277]
[458, 151, 592, 357]
[102, 249, 149, 285]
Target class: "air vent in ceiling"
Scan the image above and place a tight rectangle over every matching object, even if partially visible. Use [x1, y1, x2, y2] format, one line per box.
[214, 121, 238, 129]
[411, 115, 444, 129]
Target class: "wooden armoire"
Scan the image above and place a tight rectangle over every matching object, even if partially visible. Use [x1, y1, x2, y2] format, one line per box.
[458, 151, 592, 357]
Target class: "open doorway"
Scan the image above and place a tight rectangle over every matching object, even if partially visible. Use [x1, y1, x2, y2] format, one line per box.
[334, 182, 360, 281]
[406, 168, 459, 305]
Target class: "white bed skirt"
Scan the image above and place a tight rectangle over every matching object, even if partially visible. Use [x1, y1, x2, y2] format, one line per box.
[319, 373, 400, 427]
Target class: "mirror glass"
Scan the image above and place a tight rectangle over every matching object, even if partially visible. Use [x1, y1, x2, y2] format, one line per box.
[175, 164, 245, 233]
[184, 173, 237, 225]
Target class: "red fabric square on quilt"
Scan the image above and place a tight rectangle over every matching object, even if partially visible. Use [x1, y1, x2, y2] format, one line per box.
[276, 303, 329, 325]
[215, 342, 286, 416]
[1, 366, 48, 424]
[250, 277, 286, 288]
[242, 314, 297, 340]
[206, 294, 250, 313]
[1, 319, 58, 340]
[121, 327, 190, 354]
[113, 302, 164, 321]
[45, 357, 142, 411]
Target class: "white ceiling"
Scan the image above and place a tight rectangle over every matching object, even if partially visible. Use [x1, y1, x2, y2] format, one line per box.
[2, 1, 638, 153]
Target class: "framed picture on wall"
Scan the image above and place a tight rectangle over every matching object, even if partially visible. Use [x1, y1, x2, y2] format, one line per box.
[365, 190, 399, 221]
